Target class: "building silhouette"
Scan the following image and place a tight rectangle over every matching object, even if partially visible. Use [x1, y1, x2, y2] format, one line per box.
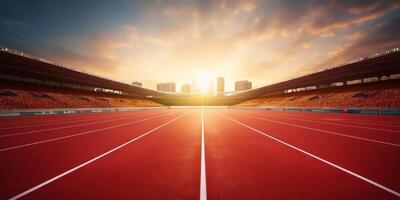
[157, 82, 176, 92]
[207, 81, 214, 96]
[181, 84, 191, 93]
[217, 77, 224, 96]
[192, 79, 199, 93]
[131, 81, 142, 87]
[235, 80, 252, 91]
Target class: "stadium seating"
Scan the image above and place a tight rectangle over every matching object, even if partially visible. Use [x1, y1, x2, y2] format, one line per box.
[237, 80, 400, 108]
[0, 81, 162, 109]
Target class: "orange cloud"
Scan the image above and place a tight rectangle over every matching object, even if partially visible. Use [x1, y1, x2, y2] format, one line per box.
[29, 0, 400, 91]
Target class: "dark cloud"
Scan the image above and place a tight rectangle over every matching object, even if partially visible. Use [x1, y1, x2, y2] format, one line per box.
[355, 16, 400, 49]
[241, 0, 399, 39]
[0, 19, 25, 29]
[305, 16, 400, 73]
[34, 42, 119, 75]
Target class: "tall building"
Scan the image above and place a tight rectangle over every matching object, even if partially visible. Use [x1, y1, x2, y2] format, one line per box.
[156, 82, 176, 92]
[217, 77, 224, 96]
[192, 79, 199, 93]
[235, 80, 252, 91]
[181, 84, 191, 93]
[207, 81, 214, 96]
[131, 81, 142, 87]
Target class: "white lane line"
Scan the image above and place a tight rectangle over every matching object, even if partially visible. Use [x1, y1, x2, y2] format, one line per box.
[0, 113, 146, 130]
[0, 112, 177, 152]
[0, 111, 164, 138]
[200, 108, 207, 200]
[248, 112, 400, 134]
[0, 117, 111, 130]
[0, 119, 75, 129]
[234, 112, 400, 148]
[8, 113, 186, 200]
[266, 111, 400, 126]
[217, 112, 400, 198]
[316, 117, 400, 126]
[320, 119, 400, 128]
[0, 111, 144, 130]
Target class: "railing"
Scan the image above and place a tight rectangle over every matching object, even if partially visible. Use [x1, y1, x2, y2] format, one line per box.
[0, 47, 133, 86]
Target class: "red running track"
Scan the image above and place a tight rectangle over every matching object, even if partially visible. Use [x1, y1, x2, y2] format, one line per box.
[0, 108, 399, 199]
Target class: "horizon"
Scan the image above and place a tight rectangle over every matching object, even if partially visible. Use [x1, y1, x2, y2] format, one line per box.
[0, 0, 399, 92]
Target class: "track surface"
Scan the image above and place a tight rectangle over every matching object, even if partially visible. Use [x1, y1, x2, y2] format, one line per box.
[0, 108, 399, 199]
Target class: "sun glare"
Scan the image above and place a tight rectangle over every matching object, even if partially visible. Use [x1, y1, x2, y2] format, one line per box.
[196, 73, 212, 93]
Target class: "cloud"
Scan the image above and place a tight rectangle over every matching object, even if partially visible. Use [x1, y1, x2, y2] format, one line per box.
[34, 41, 120, 76]
[66, 1, 400, 89]
[2, 0, 399, 90]
[308, 1, 399, 35]
[304, 16, 400, 73]
[237, 0, 399, 41]
[0, 19, 25, 29]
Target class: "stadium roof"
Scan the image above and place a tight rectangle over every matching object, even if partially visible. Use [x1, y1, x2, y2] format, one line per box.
[233, 48, 400, 98]
[0, 48, 173, 98]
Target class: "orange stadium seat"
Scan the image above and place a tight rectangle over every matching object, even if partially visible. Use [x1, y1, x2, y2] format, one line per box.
[237, 80, 400, 108]
[0, 81, 162, 109]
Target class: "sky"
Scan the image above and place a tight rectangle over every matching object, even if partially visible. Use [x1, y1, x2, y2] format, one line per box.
[0, 0, 399, 92]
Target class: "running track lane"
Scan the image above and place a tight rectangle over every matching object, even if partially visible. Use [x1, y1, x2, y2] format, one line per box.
[222, 109, 400, 193]
[235, 109, 400, 129]
[0, 110, 160, 127]
[0, 109, 166, 134]
[10, 110, 201, 200]
[230, 109, 400, 145]
[206, 109, 398, 199]
[1, 108, 399, 199]
[0, 110, 176, 150]
[234, 109, 400, 133]
[0, 110, 185, 199]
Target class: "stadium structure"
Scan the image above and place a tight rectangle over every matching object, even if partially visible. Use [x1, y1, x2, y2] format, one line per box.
[1, 47, 399, 113]
[1, 47, 400, 200]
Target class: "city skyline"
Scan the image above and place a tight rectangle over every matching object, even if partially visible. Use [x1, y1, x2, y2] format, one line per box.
[158, 76, 232, 94]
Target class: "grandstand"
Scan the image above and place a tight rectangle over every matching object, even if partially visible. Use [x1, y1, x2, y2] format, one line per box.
[0, 80, 162, 109]
[236, 79, 400, 108]
[0, 47, 168, 109]
[234, 48, 400, 109]
[0, 47, 399, 109]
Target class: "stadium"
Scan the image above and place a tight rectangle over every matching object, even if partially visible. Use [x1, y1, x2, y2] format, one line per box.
[1, 1, 400, 200]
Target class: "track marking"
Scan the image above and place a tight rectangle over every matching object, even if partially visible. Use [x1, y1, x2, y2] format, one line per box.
[234, 112, 400, 147]
[0, 116, 82, 126]
[0, 111, 148, 130]
[278, 115, 400, 133]
[320, 119, 400, 128]
[0, 119, 77, 129]
[0, 117, 112, 130]
[0, 111, 165, 138]
[247, 112, 400, 134]
[266, 111, 400, 126]
[8, 112, 186, 200]
[313, 117, 400, 126]
[200, 108, 207, 200]
[217, 112, 400, 198]
[0, 112, 177, 152]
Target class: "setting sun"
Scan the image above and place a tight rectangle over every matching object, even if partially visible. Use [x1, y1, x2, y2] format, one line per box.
[196, 73, 212, 93]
